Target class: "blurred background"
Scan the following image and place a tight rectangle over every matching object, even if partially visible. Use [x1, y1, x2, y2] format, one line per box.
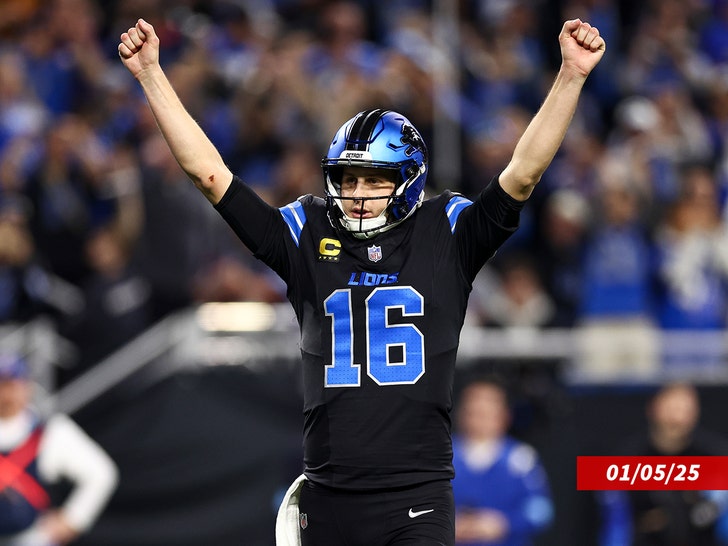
[1, 0, 728, 544]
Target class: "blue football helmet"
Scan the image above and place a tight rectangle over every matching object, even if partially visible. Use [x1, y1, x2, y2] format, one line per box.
[322, 109, 428, 238]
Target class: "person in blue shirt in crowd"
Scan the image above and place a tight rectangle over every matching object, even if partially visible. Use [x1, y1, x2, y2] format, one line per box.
[576, 179, 659, 381]
[452, 376, 553, 546]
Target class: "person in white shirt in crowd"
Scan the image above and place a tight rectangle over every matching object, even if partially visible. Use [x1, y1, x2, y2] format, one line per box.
[0, 354, 118, 546]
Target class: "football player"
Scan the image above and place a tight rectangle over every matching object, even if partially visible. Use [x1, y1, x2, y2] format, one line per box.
[119, 16, 605, 545]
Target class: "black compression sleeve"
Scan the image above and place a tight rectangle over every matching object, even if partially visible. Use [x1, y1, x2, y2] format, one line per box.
[455, 175, 526, 281]
[483, 174, 526, 228]
[214, 176, 282, 255]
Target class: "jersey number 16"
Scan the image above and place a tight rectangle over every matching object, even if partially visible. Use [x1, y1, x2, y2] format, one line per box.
[324, 286, 425, 387]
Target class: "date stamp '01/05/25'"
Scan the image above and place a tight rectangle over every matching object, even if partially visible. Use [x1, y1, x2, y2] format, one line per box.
[576, 456, 728, 490]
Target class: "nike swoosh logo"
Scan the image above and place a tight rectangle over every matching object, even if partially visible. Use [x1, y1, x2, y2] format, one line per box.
[408, 508, 435, 518]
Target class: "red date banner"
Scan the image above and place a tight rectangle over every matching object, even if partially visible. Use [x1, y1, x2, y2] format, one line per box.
[577, 456, 728, 490]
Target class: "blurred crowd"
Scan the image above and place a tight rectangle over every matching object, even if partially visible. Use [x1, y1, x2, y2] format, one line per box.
[1, 0, 728, 383]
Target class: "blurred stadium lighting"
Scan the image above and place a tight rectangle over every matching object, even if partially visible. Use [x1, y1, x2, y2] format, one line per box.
[196, 302, 279, 332]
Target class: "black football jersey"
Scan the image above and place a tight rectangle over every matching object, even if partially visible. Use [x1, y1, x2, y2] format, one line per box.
[216, 175, 522, 490]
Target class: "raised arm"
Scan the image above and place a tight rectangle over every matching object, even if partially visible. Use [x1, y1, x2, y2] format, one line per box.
[118, 19, 232, 204]
[499, 19, 606, 201]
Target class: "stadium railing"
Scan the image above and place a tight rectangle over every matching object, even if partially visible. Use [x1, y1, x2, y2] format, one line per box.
[1, 303, 727, 415]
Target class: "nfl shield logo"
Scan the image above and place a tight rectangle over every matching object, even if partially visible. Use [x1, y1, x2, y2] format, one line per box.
[300, 513, 308, 529]
[367, 245, 382, 262]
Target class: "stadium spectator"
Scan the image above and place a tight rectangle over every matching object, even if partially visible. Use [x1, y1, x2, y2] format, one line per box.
[533, 188, 590, 327]
[0, 354, 118, 546]
[57, 223, 153, 385]
[468, 253, 556, 330]
[452, 376, 554, 546]
[0, 195, 83, 324]
[653, 164, 728, 332]
[575, 179, 659, 381]
[599, 382, 728, 546]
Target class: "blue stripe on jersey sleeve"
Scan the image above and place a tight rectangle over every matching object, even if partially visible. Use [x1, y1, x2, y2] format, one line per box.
[445, 195, 473, 233]
[279, 200, 307, 247]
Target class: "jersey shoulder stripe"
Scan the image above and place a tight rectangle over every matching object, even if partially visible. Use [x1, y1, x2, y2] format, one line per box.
[445, 194, 473, 233]
[279, 199, 307, 247]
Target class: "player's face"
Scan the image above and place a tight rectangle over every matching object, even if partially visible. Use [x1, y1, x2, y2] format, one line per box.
[0, 379, 31, 418]
[458, 383, 510, 441]
[650, 385, 699, 443]
[339, 167, 396, 220]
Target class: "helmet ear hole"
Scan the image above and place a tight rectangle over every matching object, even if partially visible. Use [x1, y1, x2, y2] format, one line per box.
[404, 165, 418, 181]
[392, 200, 407, 220]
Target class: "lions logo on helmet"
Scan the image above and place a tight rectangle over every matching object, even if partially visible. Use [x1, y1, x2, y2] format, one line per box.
[322, 109, 428, 238]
